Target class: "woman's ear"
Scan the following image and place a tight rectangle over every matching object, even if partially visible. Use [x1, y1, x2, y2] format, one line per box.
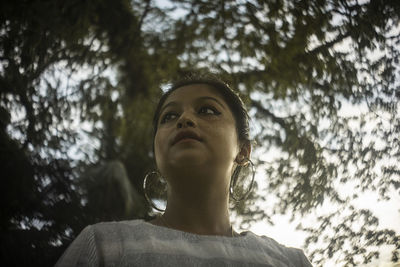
[235, 141, 251, 165]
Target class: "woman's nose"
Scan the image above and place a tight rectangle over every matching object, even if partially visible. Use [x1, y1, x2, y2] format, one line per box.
[176, 112, 195, 128]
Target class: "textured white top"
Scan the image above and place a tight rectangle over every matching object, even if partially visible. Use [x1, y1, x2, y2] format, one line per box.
[55, 219, 312, 267]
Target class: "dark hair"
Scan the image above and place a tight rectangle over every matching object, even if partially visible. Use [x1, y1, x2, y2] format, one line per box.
[152, 73, 251, 146]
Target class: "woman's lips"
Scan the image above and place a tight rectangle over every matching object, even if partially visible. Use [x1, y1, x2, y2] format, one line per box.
[175, 138, 200, 144]
[172, 130, 203, 145]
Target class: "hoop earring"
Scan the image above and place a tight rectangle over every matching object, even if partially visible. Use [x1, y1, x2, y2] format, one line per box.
[143, 170, 166, 212]
[230, 159, 255, 202]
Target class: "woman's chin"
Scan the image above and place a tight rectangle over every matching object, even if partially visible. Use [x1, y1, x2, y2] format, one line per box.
[170, 153, 208, 167]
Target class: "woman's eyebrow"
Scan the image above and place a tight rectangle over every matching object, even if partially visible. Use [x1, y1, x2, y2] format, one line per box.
[160, 101, 178, 115]
[196, 96, 226, 110]
[160, 96, 226, 115]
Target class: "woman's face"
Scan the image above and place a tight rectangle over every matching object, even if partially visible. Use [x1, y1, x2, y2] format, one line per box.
[154, 84, 241, 186]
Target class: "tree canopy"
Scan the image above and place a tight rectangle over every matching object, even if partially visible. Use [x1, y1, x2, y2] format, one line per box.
[1, 0, 399, 266]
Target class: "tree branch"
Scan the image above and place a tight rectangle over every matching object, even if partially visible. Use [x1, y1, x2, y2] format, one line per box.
[251, 100, 287, 129]
[307, 32, 351, 55]
[138, 0, 151, 33]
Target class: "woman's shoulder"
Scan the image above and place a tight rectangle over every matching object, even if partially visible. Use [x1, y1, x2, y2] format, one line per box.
[243, 233, 312, 267]
[87, 219, 151, 238]
[90, 219, 145, 230]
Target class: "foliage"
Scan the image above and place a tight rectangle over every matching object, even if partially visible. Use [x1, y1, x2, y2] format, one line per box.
[0, 0, 172, 265]
[1, 0, 399, 266]
[162, 0, 400, 265]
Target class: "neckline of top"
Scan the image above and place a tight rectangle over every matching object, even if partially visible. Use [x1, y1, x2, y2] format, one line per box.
[136, 219, 250, 240]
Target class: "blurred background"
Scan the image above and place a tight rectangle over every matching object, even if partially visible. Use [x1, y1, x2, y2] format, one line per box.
[0, 0, 399, 266]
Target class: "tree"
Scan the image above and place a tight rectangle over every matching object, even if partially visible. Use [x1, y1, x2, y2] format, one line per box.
[0, 0, 176, 265]
[1, 0, 399, 266]
[158, 0, 400, 265]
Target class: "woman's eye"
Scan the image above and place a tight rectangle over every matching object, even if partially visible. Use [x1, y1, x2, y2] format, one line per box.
[199, 106, 221, 115]
[160, 113, 177, 124]
[160, 106, 221, 124]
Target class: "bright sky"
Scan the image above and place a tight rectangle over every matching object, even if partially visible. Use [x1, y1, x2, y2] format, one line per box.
[246, 190, 400, 266]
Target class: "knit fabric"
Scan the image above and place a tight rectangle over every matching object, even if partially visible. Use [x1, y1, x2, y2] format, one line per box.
[55, 219, 312, 267]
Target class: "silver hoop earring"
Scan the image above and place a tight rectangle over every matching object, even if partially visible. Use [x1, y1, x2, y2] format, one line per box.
[230, 159, 255, 202]
[143, 170, 166, 212]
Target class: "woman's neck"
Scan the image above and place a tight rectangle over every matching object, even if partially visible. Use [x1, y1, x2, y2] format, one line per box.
[161, 190, 231, 236]
[151, 167, 234, 236]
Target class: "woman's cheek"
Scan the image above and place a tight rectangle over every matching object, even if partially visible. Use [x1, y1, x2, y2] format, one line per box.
[154, 134, 165, 165]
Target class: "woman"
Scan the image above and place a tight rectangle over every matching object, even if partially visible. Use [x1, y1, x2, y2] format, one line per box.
[56, 74, 312, 266]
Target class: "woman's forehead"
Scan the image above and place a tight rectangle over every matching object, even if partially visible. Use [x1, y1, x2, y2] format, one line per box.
[163, 84, 226, 107]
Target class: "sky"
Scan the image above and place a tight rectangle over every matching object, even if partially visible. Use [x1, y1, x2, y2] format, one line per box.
[61, 1, 400, 266]
[247, 189, 399, 266]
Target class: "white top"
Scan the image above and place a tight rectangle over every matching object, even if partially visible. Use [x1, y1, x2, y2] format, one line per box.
[55, 219, 313, 267]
